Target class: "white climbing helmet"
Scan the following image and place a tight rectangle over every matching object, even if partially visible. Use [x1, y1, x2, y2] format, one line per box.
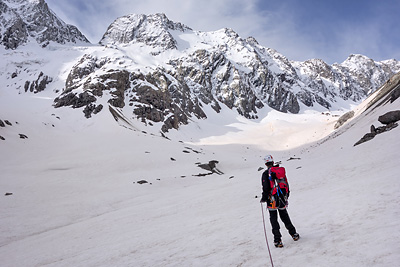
[263, 154, 274, 163]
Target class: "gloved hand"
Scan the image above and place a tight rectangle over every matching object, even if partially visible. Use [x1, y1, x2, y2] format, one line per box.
[260, 193, 267, 203]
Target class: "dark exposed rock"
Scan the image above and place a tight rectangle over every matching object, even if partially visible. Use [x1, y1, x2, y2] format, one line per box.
[0, 135, 5, 140]
[19, 134, 28, 139]
[193, 172, 213, 177]
[354, 122, 398, 146]
[101, 70, 130, 108]
[375, 123, 398, 133]
[128, 70, 207, 132]
[269, 88, 300, 113]
[378, 110, 400, 125]
[0, 119, 12, 132]
[83, 104, 103, 118]
[354, 132, 376, 146]
[184, 147, 202, 154]
[24, 72, 52, 93]
[54, 91, 97, 109]
[390, 85, 400, 103]
[197, 160, 223, 174]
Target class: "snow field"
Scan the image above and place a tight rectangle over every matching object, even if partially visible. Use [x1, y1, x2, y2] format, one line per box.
[1, 91, 399, 266]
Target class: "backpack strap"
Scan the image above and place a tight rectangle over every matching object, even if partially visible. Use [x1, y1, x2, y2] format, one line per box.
[269, 167, 289, 196]
[268, 168, 278, 195]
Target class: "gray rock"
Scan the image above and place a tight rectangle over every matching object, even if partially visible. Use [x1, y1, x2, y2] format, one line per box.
[83, 104, 103, 118]
[19, 134, 28, 139]
[24, 72, 52, 93]
[378, 110, 400, 125]
[390, 85, 400, 103]
[54, 91, 96, 109]
[354, 132, 376, 146]
[197, 160, 223, 175]
[354, 122, 398, 146]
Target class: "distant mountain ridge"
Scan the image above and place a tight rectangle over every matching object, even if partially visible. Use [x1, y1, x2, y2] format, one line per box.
[1, 2, 399, 133]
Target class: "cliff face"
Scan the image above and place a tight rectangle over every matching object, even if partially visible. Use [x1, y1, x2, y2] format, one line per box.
[0, 0, 89, 49]
[53, 13, 399, 131]
[2, 4, 398, 133]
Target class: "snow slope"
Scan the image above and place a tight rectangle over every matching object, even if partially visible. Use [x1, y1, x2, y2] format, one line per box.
[1, 69, 399, 267]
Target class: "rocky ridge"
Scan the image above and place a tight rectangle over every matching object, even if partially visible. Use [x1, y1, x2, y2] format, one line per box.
[1, 1, 399, 133]
[53, 13, 400, 132]
[353, 72, 400, 145]
[0, 0, 89, 49]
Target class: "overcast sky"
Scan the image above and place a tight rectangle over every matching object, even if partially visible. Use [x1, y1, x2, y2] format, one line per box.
[46, 0, 400, 64]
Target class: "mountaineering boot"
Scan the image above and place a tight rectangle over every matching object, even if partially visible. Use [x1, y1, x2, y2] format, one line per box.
[274, 240, 284, 248]
[291, 233, 300, 241]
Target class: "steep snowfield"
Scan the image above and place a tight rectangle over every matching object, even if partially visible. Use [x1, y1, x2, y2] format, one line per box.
[1, 74, 399, 267]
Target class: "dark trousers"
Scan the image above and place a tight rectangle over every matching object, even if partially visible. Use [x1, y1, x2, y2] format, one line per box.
[269, 208, 296, 242]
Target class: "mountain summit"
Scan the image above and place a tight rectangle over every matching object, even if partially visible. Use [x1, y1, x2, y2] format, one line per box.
[1, 4, 399, 133]
[100, 13, 192, 52]
[53, 13, 400, 132]
[0, 0, 89, 49]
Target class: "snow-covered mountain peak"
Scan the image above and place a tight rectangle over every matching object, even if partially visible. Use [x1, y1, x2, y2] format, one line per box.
[341, 54, 375, 69]
[3, 0, 40, 3]
[220, 27, 240, 38]
[2, 7, 399, 134]
[303, 58, 329, 66]
[0, 0, 89, 49]
[99, 13, 192, 52]
[53, 12, 400, 132]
